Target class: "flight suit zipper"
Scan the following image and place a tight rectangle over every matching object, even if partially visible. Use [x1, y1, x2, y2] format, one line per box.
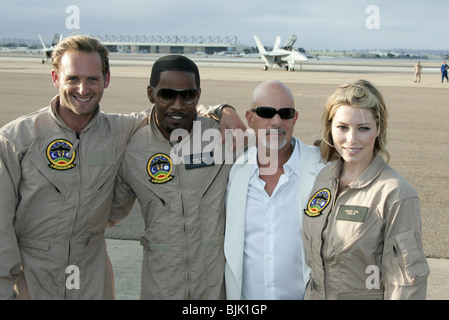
[320, 177, 346, 299]
[173, 151, 192, 299]
[65, 132, 81, 299]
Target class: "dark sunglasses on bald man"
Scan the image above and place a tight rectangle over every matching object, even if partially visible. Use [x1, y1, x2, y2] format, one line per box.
[150, 86, 199, 105]
[251, 106, 296, 119]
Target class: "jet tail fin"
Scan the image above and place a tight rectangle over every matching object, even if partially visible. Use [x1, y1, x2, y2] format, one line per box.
[253, 35, 267, 54]
[273, 36, 281, 50]
[52, 33, 62, 46]
[38, 34, 47, 51]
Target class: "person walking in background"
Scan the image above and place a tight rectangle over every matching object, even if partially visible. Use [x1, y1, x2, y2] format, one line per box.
[441, 61, 448, 83]
[414, 61, 422, 83]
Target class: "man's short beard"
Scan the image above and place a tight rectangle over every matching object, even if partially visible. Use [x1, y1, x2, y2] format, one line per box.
[261, 128, 287, 150]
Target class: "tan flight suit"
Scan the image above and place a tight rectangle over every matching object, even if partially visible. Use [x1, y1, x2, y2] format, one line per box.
[0, 96, 147, 299]
[303, 154, 430, 299]
[114, 108, 232, 299]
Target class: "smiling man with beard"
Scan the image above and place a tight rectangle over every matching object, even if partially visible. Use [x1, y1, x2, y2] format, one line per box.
[114, 55, 245, 299]
[224, 80, 326, 300]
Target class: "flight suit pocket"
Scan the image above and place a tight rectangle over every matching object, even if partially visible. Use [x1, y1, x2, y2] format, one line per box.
[338, 290, 383, 300]
[18, 237, 50, 251]
[140, 237, 171, 252]
[390, 231, 429, 286]
[140, 236, 172, 298]
[17, 237, 54, 289]
[302, 230, 314, 268]
[80, 232, 107, 281]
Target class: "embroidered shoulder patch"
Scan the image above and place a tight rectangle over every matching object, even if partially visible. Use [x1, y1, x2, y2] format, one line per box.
[304, 188, 331, 217]
[147, 153, 174, 184]
[46, 139, 76, 170]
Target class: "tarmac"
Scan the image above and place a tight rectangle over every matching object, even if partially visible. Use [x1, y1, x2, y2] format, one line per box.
[106, 204, 449, 300]
[107, 241, 449, 300]
[0, 53, 448, 301]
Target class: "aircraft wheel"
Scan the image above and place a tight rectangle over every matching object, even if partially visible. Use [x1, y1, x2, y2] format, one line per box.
[264, 66, 268, 71]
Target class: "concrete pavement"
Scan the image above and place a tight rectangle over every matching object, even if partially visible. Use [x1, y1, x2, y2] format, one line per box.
[105, 204, 449, 300]
[106, 238, 449, 300]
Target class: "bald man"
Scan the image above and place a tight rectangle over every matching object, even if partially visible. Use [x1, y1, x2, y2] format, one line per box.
[224, 80, 326, 300]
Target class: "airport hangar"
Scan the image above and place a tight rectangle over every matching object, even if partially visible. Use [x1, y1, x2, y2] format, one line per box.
[96, 35, 243, 55]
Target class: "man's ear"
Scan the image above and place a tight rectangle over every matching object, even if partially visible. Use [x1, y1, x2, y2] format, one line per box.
[51, 70, 60, 87]
[103, 71, 111, 89]
[148, 86, 155, 103]
[292, 110, 298, 125]
[245, 109, 254, 128]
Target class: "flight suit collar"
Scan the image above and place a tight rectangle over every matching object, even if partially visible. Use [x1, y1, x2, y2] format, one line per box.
[148, 105, 199, 144]
[332, 153, 387, 190]
[49, 95, 101, 134]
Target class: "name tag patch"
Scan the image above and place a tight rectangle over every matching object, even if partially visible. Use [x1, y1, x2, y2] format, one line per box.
[184, 152, 214, 170]
[336, 205, 368, 222]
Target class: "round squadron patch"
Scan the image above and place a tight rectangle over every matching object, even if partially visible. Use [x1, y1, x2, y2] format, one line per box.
[46, 139, 76, 170]
[147, 153, 174, 184]
[304, 188, 331, 217]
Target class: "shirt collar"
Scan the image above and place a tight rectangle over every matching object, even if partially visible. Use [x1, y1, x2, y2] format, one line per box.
[49, 95, 100, 133]
[284, 137, 301, 177]
[331, 153, 387, 189]
[350, 153, 387, 189]
[250, 137, 300, 178]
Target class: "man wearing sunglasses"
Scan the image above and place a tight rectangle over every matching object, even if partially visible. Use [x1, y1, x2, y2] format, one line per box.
[113, 55, 245, 299]
[224, 80, 326, 300]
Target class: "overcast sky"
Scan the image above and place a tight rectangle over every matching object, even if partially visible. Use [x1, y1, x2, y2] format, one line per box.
[1, 0, 448, 50]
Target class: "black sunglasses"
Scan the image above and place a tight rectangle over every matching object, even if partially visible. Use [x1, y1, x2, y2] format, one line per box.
[251, 106, 296, 119]
[150, 86, 199, 105]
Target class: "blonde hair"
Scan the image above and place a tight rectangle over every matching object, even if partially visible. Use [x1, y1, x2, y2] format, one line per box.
[320, 79, 389, 162]
[51, 35, 109, 75]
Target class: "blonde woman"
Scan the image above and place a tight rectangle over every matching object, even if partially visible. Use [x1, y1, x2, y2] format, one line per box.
[303, 80, 429, 299]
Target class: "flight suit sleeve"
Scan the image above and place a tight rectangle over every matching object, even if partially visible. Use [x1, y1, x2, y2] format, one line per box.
[0, 137, 22, 299]
[197, 104, 234, 121]
[106, 111, 148, 227]
[382, 196, 430, 299]
[107, 158, 136, 227]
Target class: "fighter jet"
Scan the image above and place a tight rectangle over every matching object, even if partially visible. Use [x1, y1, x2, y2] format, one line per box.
[38, 33, 62, 64]
[253, 35, 307, 71]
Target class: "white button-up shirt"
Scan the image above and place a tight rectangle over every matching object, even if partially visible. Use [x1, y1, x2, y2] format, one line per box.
[241, 139, 305, 300]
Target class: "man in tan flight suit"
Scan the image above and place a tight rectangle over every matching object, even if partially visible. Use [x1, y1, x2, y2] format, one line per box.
[114, 55, 244, 299]
[0, 35, 149, 299]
